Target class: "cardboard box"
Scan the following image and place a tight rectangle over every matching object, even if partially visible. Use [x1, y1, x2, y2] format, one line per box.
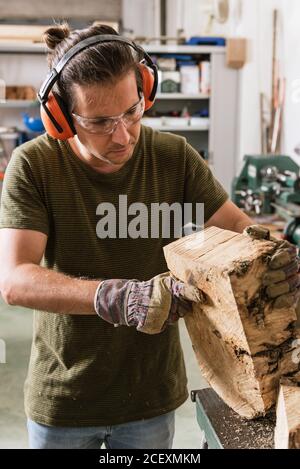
[226, 38, 247, 69]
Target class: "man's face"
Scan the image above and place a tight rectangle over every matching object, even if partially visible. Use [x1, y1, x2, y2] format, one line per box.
[70, 70, 142, 173]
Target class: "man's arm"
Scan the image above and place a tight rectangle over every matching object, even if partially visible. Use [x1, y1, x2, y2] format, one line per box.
[0, 228, 201, 333]
[0, 228, 98, 314]
[205, 200, 253, 234]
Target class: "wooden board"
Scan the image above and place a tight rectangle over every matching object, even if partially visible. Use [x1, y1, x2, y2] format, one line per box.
[0, 25, 50, 43]
[275, 381, 300, 449]
[164, 227, 299, 419]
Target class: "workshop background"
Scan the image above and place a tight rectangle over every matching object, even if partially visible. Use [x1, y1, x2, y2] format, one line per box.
[1, 0, 300, 449]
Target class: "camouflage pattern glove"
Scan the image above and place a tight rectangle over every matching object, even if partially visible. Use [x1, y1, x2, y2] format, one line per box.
[243, 225, 300, 305]
[94, 272, 203, 334]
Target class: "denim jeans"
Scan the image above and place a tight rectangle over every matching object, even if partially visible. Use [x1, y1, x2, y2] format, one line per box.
[27, 411, 175, 449]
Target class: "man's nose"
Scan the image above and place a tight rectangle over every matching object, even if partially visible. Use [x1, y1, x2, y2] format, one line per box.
[111, 119, 131, 145]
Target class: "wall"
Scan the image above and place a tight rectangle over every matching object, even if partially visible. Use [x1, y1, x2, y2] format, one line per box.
[165, 0, 263, 171]
[236, 0, 265, 169]
[122, 0, 161, 38]
[235, 0, 300, 165]
[165, 0, 245, 40]
[166, 0, 300, 169]
[236, 0, 297, 168]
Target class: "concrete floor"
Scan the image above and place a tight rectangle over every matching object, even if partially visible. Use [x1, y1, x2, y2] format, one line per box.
[0, 298, 207, 449]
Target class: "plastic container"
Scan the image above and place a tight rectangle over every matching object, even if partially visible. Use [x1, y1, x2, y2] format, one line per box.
[0, 127, 19, 195]
[0, 127, 19, 161]
[180, 65, 200, 95]
[161, 71, 181, 93]
[157, 70, 163, 93]
[200, 62, 211, 95]
[22, 113, 44, 132]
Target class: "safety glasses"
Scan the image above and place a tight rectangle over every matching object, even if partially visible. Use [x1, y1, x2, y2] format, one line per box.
[72, 96, 145, 135]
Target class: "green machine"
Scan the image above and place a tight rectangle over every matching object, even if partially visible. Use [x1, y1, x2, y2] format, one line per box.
[232, 155, 300, 246]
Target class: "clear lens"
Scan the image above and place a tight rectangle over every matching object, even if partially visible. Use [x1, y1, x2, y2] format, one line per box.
[72, 97, 145, 135]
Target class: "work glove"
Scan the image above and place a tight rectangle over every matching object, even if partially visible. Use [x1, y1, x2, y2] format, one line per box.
[243, 225, 300, 308]
[94, 272, 203, 334]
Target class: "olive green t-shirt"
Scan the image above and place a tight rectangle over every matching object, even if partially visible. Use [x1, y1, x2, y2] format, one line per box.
[0, 125, 228, 426]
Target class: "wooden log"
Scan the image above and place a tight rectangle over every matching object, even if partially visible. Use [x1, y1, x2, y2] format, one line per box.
[275, 380, 300, 449]
[164, 227, 299, 419]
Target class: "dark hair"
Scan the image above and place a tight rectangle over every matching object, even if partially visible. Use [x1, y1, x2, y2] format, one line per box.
[43, 22, 143, 111]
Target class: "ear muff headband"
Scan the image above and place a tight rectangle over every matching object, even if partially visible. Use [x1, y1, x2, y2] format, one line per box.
[38, 34, 158, 140]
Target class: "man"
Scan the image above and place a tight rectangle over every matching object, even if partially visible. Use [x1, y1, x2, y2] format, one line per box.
[0, 24, 298, 449]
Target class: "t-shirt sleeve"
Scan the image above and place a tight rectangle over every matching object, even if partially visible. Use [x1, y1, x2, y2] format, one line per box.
[0, 148, 49, 235]
[184, 142, 229, 223]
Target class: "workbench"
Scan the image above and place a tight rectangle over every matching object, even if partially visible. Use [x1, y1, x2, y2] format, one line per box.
[191, 388, 276, 449]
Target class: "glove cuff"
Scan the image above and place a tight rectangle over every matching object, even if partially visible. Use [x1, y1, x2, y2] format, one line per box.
[94, 281, 104, 315]
[94, 279, 132, 326]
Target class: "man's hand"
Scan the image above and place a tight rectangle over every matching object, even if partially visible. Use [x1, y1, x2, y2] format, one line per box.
[94, 272, 203, 334]
[243, 225, 300, 307]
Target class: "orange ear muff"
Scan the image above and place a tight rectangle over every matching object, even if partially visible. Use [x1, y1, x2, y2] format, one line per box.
[40, 91, 75, 140]
[138, 63, 156, 111]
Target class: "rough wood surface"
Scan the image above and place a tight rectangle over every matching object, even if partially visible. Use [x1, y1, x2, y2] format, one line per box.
[275, 380, 300, 449]
[164, 227, 300, 419]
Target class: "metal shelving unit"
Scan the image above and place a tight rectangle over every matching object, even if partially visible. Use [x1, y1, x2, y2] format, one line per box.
[143, 45, 225, 55]
[0, 100, 39, 108]
[142, 125, 209, 132]
[144, 46, 211, 173]
[156, 93, 210, 100]
[0, 42, 48, 54]
[141, 45, 239, 193]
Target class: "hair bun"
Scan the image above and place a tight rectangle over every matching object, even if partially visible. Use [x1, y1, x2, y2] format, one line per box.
[43, 23, 70, 50]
